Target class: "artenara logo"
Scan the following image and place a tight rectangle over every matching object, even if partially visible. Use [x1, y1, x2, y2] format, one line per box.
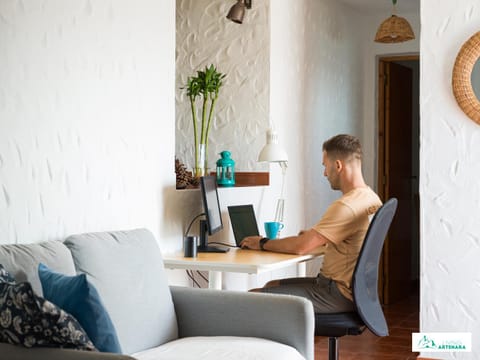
[412, 333, 471, 352]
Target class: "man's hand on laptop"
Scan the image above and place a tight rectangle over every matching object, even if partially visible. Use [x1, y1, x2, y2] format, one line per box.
[240, 236, 263, 250]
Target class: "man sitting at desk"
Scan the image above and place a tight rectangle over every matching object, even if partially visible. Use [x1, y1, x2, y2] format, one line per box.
[240, 134, 382, 313]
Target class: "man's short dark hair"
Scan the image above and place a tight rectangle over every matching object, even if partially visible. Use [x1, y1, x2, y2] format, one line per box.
[322, 134, 362, 161]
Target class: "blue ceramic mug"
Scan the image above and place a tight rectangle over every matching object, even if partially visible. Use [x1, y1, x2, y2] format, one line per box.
[264, 222, 285, 239]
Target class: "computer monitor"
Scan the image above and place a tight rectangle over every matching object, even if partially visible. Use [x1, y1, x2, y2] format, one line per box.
[198, 176, 228, 253]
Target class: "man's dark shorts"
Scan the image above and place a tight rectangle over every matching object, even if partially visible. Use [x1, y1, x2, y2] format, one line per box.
[260, 273, 355, 313]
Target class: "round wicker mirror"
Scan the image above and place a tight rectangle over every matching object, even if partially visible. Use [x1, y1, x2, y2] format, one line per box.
[452, 31, 480, 124]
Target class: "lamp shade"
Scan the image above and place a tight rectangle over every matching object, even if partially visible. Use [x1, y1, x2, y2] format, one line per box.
[374, 15, 415, 43]
[226, 0, 246, 24]
[258, 129, 288, 163]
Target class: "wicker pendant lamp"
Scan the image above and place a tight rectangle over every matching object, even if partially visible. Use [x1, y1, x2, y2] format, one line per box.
[374, 0, 415, 43]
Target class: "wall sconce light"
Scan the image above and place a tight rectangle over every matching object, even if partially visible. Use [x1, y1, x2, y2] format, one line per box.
[258, 129, 288, 223]
[374, 0, 415, 43]
[226, 0, 252, 24]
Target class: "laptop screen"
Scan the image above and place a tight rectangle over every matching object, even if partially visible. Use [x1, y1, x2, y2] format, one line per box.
[227, 205, 260, 246]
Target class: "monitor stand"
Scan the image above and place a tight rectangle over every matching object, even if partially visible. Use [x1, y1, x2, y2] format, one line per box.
[197, 220, 229, 253]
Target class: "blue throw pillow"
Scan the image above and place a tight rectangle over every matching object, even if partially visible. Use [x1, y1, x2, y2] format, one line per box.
[38, 263, 122, 353]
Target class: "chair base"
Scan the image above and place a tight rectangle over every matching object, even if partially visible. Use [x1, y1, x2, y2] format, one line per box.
[328, 337, 339, 360]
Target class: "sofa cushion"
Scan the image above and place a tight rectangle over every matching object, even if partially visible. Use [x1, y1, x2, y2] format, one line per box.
[38, 263, 122, 353]
[0, 241, 76, 296]
[131, 336, 306, 360]
[0, 279, 96, 351]
[63, 228, 178, 355]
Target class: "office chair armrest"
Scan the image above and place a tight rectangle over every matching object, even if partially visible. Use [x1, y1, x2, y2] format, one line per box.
[170, 286, 315, 360]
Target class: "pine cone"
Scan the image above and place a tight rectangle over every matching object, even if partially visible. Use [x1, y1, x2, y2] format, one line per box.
[175, 158, 193, 189]
[190, 175, 199, 187]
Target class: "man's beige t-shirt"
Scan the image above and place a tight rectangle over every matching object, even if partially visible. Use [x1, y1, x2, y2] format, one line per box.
[312, 187, 382, 301]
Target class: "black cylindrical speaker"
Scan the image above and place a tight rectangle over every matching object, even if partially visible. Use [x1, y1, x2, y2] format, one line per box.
[183, 236, 197, 258]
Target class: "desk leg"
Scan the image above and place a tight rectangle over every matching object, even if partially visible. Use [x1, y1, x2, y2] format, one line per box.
[208, 271, 222, 290]
[297, 262, 306, 277]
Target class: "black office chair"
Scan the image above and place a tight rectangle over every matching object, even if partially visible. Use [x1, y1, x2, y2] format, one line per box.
[314, 198, 398, 360]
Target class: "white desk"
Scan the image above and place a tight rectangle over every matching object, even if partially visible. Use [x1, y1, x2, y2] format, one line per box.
[163, 248, 316, 290]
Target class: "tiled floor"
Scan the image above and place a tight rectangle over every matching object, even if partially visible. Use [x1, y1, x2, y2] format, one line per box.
[314, 293, 419, 359]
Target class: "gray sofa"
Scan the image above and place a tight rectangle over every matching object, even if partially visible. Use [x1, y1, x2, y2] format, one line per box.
[0, 228, 314, 360]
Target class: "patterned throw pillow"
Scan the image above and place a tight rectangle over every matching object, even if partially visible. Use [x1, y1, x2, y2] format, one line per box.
[0, 278, 97, 351]
[0, 264, 15, 284]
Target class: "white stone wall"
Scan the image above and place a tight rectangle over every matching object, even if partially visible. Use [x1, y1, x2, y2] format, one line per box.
[421, 0, 480, 358]
[356, 7, 420, 189]
[301, 0, 365, 227]
[175, 0, 270, 172]
[0, 0, 177, 249]
[301, 0, 420, 227]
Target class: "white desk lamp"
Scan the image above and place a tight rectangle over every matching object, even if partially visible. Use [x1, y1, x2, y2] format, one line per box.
[258, 129, 288, 223]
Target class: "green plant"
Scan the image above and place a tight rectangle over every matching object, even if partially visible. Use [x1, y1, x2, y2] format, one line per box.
[184, 65, 226, 177]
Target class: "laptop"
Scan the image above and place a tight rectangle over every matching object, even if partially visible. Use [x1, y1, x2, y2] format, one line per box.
[227, 205, 260, 247]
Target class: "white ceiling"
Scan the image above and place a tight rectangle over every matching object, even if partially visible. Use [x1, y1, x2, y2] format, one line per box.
[339, 0, 419, 14]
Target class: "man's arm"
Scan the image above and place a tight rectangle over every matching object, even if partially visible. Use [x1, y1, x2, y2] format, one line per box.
[240, 228, 328, 255]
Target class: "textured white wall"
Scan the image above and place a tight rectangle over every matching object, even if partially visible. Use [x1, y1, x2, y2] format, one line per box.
[175, 0, 269, 172]
[301, 0, 364, 228]
[0, 1, 178, 249]
[269, 0, 306, 238]
[421, 0, 480, 358]
[301, 0, 419, 227]
[356, 7, 420, 189]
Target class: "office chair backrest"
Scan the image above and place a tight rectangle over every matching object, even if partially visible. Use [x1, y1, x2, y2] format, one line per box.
[352, 198, 398, 337]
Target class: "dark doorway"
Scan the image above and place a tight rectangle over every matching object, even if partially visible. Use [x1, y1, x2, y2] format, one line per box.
[377, 55, 420, 305]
